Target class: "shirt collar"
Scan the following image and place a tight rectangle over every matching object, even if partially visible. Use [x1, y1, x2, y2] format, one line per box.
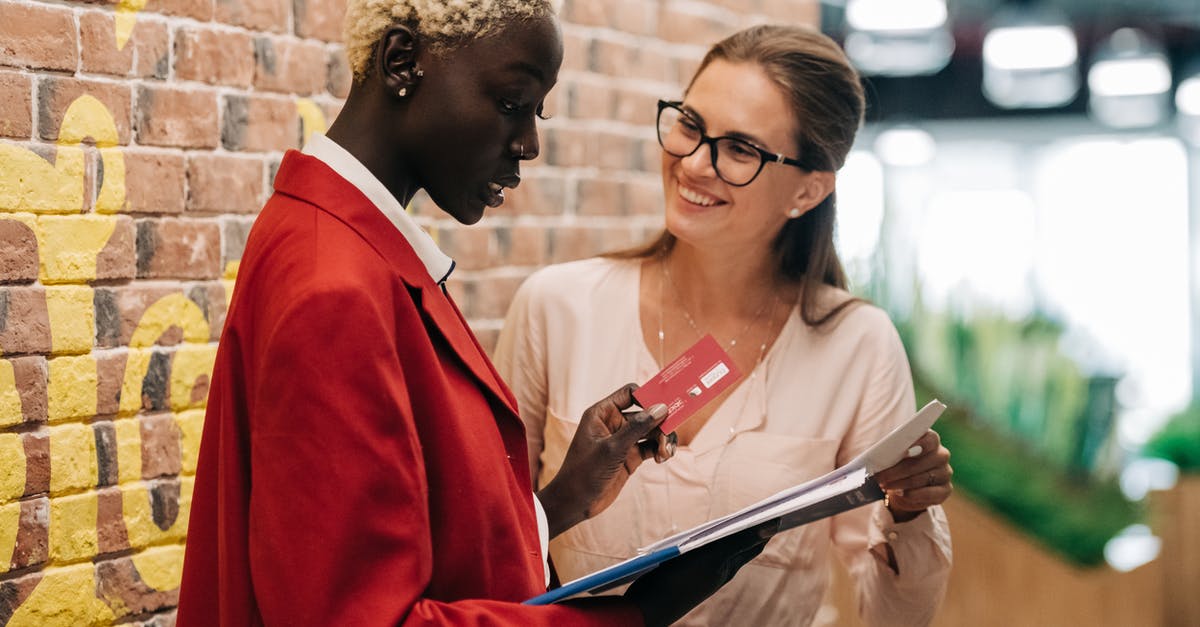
[302, 133, 456, 285]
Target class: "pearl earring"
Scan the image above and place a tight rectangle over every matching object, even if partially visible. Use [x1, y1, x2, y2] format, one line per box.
[787, 207, 802, 218]
[398, 87, 408, 97]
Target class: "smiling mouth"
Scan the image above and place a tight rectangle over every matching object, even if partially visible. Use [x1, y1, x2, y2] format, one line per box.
[677, 183, 723, 207]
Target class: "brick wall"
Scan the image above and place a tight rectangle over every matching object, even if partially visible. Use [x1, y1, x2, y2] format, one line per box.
[0, 0, 815, 623]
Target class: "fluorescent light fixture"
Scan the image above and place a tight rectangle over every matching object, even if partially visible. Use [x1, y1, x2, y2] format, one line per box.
[846, 0, 947, 33]
[1177, 75, 1200, 145]
[983, 25, 1078, 71]
[982, 21, 1079, 109]
[1088, 28, 1171, 128]
[1089, 58, 1171, 98]
[874, 127, 936, 168]
[843, 0, 954, 77]
[1176, 75, 1200, 117]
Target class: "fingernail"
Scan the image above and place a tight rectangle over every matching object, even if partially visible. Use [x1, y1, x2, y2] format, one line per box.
[907, 445, 922, 458]
[649, 403, 668, 420]
[668, 440, 677, 456]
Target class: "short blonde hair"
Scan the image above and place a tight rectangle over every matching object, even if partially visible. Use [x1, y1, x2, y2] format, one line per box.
[344, 0, 557, 83]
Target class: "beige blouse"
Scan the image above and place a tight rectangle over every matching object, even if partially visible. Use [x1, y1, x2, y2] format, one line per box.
[494, 257, 952, 626]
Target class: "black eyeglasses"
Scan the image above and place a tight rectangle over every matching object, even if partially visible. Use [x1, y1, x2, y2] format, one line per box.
[656, 100, 810, 187]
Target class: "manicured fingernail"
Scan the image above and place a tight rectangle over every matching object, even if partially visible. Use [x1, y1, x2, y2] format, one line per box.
[907, 445, 923, 458]
[649, 403, 668, 420]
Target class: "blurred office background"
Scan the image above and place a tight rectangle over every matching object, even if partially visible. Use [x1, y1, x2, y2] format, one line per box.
[817, 0, 1200, 624]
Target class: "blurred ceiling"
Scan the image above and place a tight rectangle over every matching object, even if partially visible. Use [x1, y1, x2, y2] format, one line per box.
[820, 0, 1200, 121]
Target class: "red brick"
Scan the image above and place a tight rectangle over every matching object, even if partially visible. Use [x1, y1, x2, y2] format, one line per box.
[0, 2, 78, 72]
[186, 281, 228, 342]
[614, 0, 659, 37]
[135, 218, 222, 279]
[438, 226, 496, 272]
[486, 173, 559, 217]
[253, 36, 327, 95]
[564, 0, 609, 27]
[462, 275, 524, 320]
[293, 0, 345, 42]
[95, 351, 125, 415]
[614, 88, 659, 126]
[0, 218, 38, 282]
[577, 178, 628, 216]
[474, 327, 500, 357]
[140, 413, 182, 478]
[97, 487, 130, 552]
[79, 12, 133, 77]
[221, 216, 255, 268]
[598, 132, 638, 171]
[95, 554, 179, 617]
[0, 71, 31, 139]
[174, 27, 256, 88]
[135, 85, 219, 148]
[326, 47, 351, 98]
[155, 0, 215, 21]
[187, 153, 264, 214]
[97, 215, 137, 280]
[7, 355, 48, 424]
[548, 225, 605, 264]
[124, 150, 187, 214]
[544, 127, 598, 168]
[568, 80, 614, 120]
[221, 94, 300, 152]
[132, 21, 172, 80]
[628, 175, 666, 216]
[11, 497, 49, 569]
[658, 4, 738, 46]
[499, 224, 547, 267]
[21, 431, 49, 495]
[37, 77, 133, 145]
[560, 31, 590, 73]
[0, 286, 51, 355]
[761, 0, 819, 24]
[94, 284, 196, 348]
[215, 0, 291, 33]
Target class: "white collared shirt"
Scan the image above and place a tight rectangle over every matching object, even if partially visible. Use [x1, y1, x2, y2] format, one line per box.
[301, 133, 551, 586]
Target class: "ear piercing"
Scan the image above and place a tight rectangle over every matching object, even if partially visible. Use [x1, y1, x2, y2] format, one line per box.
[397, 68, 423, 98]
[398, 87, 408, 97]
[787, 207, 802, 218]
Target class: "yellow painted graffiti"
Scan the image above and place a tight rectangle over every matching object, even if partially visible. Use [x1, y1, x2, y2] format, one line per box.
[296, 98, 328, 145]
[114, 0, 148, 51]
[8, 563, 117, 626]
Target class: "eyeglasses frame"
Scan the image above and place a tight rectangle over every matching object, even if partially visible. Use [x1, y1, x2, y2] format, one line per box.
[656, 100, 811, 187]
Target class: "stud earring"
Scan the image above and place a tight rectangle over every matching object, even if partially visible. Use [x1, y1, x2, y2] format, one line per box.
[415, 68, 424, 78]
[787, 207, 802, 218]
[398, 87, 408, 97]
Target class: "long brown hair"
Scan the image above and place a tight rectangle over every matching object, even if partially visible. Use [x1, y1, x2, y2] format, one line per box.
[610, 25, 866, 328]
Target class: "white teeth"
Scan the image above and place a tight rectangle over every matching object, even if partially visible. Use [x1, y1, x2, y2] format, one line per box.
[489, 182, 503, 193]
[679, 185, 718, 206]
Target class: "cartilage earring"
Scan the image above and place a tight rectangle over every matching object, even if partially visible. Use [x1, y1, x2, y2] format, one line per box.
[787, 207, 802, 218]
[398, 87, 408, 97]
[415, 68, 424, 78]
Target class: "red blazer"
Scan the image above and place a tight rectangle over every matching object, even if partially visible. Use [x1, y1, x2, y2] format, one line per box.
[177, 152, 640, 626]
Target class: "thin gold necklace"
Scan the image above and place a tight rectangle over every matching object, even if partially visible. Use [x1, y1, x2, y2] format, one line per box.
[658, 256, 777, 363]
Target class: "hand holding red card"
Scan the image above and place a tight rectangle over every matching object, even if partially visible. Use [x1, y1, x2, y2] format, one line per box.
[634, 335, 742, 434]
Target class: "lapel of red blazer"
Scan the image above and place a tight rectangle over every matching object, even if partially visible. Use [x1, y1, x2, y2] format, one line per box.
[271, 150, 521, 419]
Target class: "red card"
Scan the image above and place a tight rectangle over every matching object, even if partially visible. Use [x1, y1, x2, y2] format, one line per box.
[634, 334, 742, 434]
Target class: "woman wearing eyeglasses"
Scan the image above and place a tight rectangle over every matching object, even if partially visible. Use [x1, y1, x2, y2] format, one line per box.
[496, 25, 953, 626]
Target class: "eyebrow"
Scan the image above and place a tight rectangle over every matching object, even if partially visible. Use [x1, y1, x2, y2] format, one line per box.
[506, 60, 546, 83]
[680, 103, 773, 151]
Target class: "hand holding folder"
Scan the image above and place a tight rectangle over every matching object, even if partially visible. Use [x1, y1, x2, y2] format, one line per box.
[525, 399, 947, 606]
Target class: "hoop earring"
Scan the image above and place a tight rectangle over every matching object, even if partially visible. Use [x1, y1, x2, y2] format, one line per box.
[787, 207, 802, 218]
